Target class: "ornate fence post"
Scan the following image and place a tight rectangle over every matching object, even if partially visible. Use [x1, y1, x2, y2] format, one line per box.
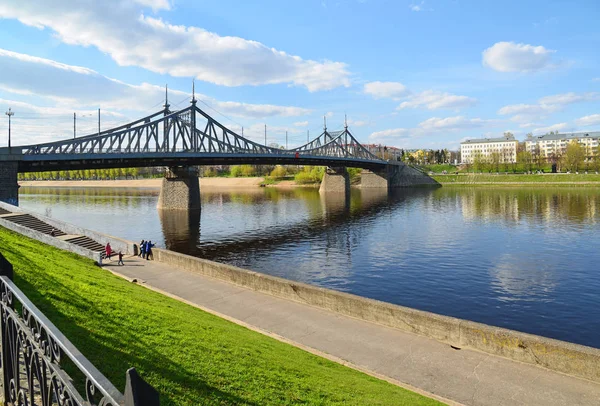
[0, 252, 13, 281]
[0, 252, 12, 403]
[124, 368, 160, 406]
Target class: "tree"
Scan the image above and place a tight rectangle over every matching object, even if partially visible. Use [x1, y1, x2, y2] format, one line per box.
[517, 150, 533, 172]
[563, 140, 585, 172]
[489, 152, 501, 172]
[472, 150, 486, 172]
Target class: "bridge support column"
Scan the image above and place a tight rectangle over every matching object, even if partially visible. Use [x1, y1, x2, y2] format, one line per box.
[360, 165, 439, 189]
[0, 161, 19, 206]
[157, 166, 201, 210]
[360, 169, 389, 189]
[319, 167, 350, 195]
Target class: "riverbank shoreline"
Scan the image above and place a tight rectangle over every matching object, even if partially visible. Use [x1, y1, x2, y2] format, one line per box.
[2, 199, 599, 405]
[19, 177, 266, 189]
[432, 173, 600, 186]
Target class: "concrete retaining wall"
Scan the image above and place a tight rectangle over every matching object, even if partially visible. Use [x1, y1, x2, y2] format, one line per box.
[0, 201, 134, 259]
[153, 247, 600, 384]
[0, 215, 102, 263]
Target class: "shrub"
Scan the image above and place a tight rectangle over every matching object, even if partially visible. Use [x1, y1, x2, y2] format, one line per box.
[270, 166, 287, 179]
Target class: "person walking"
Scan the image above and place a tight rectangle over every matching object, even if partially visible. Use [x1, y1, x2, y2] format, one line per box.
[146, 240, 155, 260]
[117, 251, 124, 266]
[139, 240, 145, 258]
[105, 242, 113, 261]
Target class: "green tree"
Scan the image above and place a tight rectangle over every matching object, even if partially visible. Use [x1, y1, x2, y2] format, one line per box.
[489, 152, 501, 172]
[563, 140, 586, 172]
[517, 150, 533, 172]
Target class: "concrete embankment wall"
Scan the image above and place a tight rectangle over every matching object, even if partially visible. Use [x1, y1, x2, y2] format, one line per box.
[0, 201, 134, 261]
[153, 247, 600, 384]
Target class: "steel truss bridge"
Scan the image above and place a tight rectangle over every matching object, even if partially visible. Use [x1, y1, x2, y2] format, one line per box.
[15, 100, 394, 173]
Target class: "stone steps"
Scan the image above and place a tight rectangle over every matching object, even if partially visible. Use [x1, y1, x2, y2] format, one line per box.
[0, 210, 106, 258]
[3, 214, 67, 236]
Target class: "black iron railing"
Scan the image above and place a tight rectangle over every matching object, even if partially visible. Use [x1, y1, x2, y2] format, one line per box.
[0, 252, 159, 406]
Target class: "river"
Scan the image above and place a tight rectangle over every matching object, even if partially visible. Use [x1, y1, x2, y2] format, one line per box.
[18, 185, 600, 349]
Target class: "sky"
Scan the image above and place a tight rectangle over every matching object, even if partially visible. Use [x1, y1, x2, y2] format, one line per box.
[0, 0, 599, 150]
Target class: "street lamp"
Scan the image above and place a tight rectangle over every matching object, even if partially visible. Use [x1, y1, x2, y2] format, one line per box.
[5, 108, 14, 149]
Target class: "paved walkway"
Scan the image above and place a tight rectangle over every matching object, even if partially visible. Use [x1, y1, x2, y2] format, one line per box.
[104, 256, 600, 406]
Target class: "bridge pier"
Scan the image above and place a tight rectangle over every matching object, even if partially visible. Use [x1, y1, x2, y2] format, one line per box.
[157, 166, 201, 210]
[360, 165, 439, 189]
[0, 161, 19, 206]
[319, 167, 350, 195]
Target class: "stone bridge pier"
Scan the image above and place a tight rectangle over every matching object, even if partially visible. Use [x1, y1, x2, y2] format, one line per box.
[0, 158, 19, 206]
[157, 166, 201, 210]
[319, 167, 350, 195]
[361, 165, 439, 189]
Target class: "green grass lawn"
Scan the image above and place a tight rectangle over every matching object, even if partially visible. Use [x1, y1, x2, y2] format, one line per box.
[0, 226, 442, 406]
[433, 173, 600, 184]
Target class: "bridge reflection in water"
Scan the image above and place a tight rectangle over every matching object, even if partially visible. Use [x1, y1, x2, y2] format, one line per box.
[158, 187, 403, 264]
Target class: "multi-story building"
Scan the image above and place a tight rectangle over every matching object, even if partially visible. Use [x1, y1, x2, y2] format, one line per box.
[460, 134, 518, 164]
[525, 131, 600, 159]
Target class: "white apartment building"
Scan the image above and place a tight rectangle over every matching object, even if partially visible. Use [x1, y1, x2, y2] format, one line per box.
[525, 131, 600, 159]
[460, 134, 518, 164]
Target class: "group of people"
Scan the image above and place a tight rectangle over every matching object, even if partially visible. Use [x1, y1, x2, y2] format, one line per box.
[138, 239, 155, 260]
[104, 242, 124, 265]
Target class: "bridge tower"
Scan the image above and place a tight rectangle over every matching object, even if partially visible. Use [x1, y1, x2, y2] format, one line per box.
[156, 84, 201, 210]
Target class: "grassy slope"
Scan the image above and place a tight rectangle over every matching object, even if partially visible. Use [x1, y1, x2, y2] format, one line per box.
[0, 226, 442, 406]
[433, 173, 600, 184]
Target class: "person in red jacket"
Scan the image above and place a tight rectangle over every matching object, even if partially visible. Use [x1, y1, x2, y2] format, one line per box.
[105, 242, 113, 261]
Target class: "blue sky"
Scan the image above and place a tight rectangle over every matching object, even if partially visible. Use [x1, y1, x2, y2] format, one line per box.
[0, 0, 599, 149]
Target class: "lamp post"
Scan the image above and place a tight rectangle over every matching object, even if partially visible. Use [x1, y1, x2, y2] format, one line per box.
[5, 108, 14, 150]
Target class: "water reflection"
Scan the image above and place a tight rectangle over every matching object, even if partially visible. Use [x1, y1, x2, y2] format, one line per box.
[18, 186, 600, 348]
[490, 253, 557, 302]
[437, 187, 600, 225]
[159, 209, 201, 253]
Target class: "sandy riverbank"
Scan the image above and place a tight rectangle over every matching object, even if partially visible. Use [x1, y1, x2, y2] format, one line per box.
[19, 177, 267, 189]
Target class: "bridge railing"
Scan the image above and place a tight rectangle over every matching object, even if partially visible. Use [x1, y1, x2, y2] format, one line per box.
[0, 252, 159, 406]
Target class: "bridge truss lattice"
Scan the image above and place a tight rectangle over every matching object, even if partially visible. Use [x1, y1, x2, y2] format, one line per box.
[20, 101, 385, 168]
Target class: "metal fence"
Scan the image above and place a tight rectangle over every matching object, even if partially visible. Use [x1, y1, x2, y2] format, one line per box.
[0, 252, 159, 406]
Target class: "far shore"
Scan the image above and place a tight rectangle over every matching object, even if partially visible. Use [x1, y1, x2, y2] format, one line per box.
[18, 177, 311, 189]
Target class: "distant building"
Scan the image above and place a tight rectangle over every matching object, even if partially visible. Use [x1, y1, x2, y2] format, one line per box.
[460, 134, 518, 164]
[525, 131, 600, 159]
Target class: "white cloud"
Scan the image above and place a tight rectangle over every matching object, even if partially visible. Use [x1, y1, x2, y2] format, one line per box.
[370, 128, 411, 139]
[498, 92, 598, 124]
[538, 92, 599, 105]
[0, 1, 350, 92]
[498, 103, 557, 116]
[347, 119, 368, 127]
[418, 116, 491, 131]
[397, 90, 477, 110]
[409, 1, 432, 12]
[0, 49, 311, 119]
[575, 114, 600, 127]
[368, 115, 496, 146]
[364, 81, 410, 100]
[533, 123, 569, 134]
[519, 122, 541, 128]
[293, 121, 309, 127]
[482, 42, 557, 73]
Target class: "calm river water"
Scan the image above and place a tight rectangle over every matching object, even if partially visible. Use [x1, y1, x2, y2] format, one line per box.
[19, 186, 600, 348]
